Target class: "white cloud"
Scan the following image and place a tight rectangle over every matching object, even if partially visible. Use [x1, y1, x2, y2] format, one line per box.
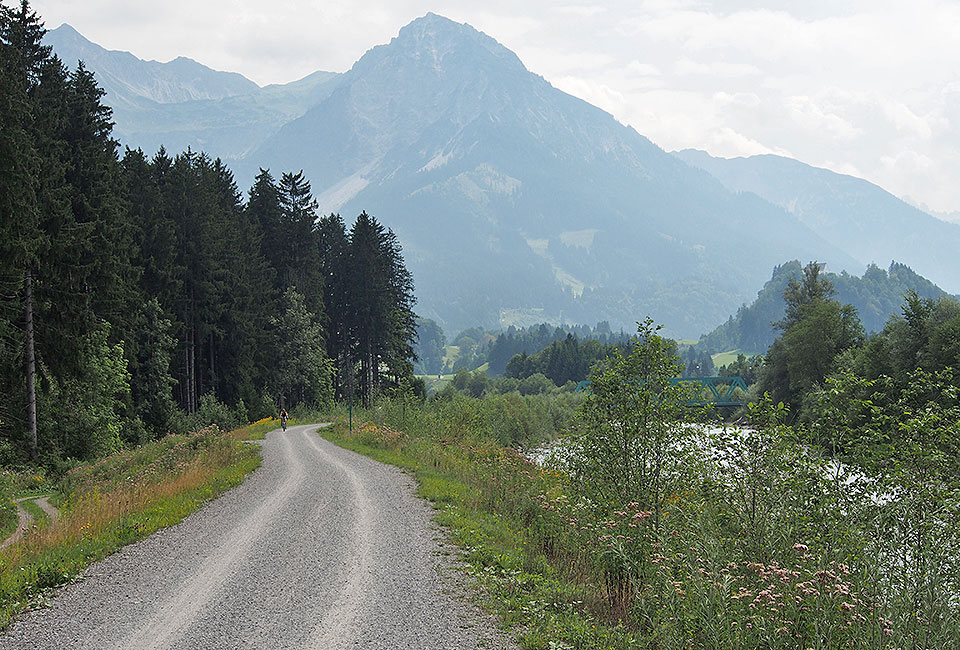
[555, 5, 608, 17]
[880, 150, 935, 175]
[673, 58, 760, 78]
[713, 92, 761, 108]
[880, 100, 936, 140]
[783, 95, 863, 142]
[553, 76, 629, 117]
[515, 47, 616, 73]
[704, 127, 789, 158]
[626, 61, 662, 76]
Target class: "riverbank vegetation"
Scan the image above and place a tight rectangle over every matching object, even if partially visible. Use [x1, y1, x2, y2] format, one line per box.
[332, 312, 960, 649]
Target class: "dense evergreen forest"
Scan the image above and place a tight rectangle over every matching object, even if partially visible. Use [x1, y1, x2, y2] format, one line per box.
[0, 2, 416, 465]
[413, 320, 632, 377]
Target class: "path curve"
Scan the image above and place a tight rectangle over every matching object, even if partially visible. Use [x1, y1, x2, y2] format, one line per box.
[0, 496, 59, 550]
[0, 425, 517, 650]
[33, 497, 58, 523]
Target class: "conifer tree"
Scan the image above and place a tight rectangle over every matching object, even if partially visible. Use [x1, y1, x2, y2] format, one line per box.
[125, 147, 182, 318]
[0, 0, 50, 457]
[211, 159, 276, 408]
[347, 212, 416, 404]
[247, 168, 283, 281]
[0, 2, 41, 448]
[277, 170, 324, 314]
[315, 212, 352, 399]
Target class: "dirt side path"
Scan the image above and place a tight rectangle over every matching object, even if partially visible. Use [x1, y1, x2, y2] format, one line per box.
[0, 425, 517, 650]
[0, 506, 32, 550]
[34, 497, 58, 523]
[0, 496, 59, 550]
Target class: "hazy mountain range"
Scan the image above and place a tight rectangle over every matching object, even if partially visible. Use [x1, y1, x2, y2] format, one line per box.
[675, 150, 960, 294]
[44, 15, 960, 339]
[45, 24, 341, 160]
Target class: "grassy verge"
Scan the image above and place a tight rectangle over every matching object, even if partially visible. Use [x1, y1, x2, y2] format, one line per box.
[0, 425, 261, 628]
[318, 409, 636, 649]
[228, 417, 279, 441]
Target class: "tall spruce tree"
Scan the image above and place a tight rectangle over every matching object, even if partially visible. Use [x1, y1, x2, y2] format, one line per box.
[0, 0, 48, 458]
[0, 3, 40, 450]
[1, 1, 138, 458]
[347, 212, 416, 404]
[277, 171, 324, 314]
[209, 159, 276, 408]
[315, 213, 352, 399]
[247, 168, 284, 284]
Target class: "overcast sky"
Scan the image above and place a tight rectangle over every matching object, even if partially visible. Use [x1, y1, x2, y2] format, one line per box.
[31, 0, 960, 217]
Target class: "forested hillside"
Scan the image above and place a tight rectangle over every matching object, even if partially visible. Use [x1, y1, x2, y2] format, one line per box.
[0, 3, 416, 465]
[697, 261, 950, 355]
[750, 261, 960, 426]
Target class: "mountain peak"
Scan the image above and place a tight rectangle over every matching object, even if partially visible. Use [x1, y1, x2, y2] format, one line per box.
[408, 12, 458, 27]
[47, 23, 99, 52]
[397, 12, 482, 40]
[370, 13, 527, 75]
[51, 23, 82, 36]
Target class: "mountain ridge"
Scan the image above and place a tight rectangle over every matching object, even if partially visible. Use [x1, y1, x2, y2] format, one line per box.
[45, 23, 260, 105]
[43, 24, 342, 159]
[675, 149, 960, 294]
[43, 15, 955, 339]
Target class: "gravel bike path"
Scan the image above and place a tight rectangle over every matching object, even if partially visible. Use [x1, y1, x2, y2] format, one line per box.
[0, 424, 516, 649]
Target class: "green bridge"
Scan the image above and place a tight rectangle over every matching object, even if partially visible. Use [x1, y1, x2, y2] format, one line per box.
[574, 376, 750, 407]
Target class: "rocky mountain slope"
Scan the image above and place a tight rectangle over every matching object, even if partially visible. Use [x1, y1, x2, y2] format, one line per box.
[238, 14, 859, 335]
[48, 15, 954, 338]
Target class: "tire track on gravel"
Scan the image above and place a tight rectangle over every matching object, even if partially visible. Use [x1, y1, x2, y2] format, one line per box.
[302, 429, 374, 650]
[121, 428, 304, 650]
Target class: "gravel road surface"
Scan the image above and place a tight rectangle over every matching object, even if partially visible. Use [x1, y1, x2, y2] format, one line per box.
[0, 424, 517, 649]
